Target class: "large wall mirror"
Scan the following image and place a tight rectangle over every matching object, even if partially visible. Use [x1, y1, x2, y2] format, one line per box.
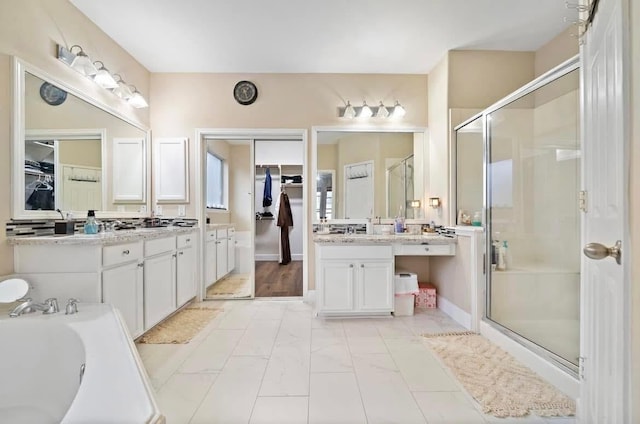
[314, 128, 427, 222]
[13, 58, 150, 219]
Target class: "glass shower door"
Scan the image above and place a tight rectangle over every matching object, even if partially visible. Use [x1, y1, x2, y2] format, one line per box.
[486, 68, 581, 370]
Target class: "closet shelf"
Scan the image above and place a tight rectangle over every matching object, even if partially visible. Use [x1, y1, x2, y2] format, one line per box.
[282, 182, 303, 188]
[256, 217, 275, 221]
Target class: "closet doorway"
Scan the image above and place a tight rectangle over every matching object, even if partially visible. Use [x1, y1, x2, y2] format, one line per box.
[254, 140, 304, 298]
[195, 129, 308, 301]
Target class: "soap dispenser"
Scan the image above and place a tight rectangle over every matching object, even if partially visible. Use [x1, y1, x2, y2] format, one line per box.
[84, 210, 98, 234]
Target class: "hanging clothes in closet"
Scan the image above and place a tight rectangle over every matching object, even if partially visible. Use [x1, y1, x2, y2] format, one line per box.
[263, 167, 272, 207]
[277, 188, 293, 265]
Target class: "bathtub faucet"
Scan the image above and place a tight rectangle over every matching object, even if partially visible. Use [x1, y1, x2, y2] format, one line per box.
[9, 297, 59, 317]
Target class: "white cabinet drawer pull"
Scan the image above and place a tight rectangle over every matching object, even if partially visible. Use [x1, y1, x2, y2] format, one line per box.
[122, 249, 130, 255]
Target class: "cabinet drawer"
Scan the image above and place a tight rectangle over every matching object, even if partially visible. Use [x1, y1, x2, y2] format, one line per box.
[395, 243, 455, 256]
[103, 242, 143, 267]
[216, 228, 228, 239]
[319, 245, 392, 260]
[145, 236, 176, 257]
[177, 233, 196, 249]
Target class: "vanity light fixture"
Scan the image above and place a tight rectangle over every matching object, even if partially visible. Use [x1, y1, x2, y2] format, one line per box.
[112, 74, 134, 100]
[339, 99, 405, 120]
[375, 101, 390, 118]
[58, 45, 98, 77]
[392, 100, 406, 118]
[429, 197, 441, 208]
[359, 101, 373, 118]
[410, 200, 421, 209]
[57, 43, 148, 108]
[343, 101, 356, 119]
[92, 61, 119, 89]
[128, 86, 149, 108]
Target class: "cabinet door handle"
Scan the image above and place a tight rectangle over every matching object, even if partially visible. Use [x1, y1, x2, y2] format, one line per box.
[424, 247, 430, 252]
[349, 264, 354, 268]
[172, 253, 177, 258]
[186, 238, 191, 242]
[179, 251, 184, 256]
[137, 263, 144, 268]
[122, 249, 130, 255]
[360, 264, 364, 268]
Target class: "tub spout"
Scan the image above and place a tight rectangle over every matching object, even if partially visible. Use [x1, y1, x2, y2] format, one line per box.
[9, 297, 59, 317]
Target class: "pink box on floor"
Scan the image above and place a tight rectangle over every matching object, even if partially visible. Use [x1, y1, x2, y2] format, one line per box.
[415, 283, 437, 309]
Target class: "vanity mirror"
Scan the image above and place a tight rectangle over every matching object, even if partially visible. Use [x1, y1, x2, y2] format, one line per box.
[313, 128, 427, 222]
[12, 59, 150, 219]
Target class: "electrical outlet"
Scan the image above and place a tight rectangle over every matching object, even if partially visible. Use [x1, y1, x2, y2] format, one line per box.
[178, 205, 186, 217]
[156, 205, 163, 216]
[139, 205, 147, 213]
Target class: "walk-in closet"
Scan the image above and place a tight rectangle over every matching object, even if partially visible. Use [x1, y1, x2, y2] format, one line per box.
[254, 140, 304, 297]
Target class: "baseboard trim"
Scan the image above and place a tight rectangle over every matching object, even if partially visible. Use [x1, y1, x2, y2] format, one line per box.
[437, 295, 471, 329]
[480, 321, 579, 399]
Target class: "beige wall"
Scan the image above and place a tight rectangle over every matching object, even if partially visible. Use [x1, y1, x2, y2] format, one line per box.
[448, 50, 535, 110]
[0, 0, 150, 276]
[427, 55, 449, 224]
[59, 139, 101, 168]
[534, 27, 579, 78]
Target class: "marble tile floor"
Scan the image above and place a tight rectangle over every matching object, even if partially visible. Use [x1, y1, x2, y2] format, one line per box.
[137, 300, 576, 424]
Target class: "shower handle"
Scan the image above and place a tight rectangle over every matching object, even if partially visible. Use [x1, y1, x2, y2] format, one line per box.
[583, 240, 622, 265]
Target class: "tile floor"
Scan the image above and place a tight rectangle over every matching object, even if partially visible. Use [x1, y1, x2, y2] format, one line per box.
[136, 300, 576, 424]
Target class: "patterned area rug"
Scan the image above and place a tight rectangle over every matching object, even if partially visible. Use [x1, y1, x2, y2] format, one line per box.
[206, 273, 252, 298]
[423, 333, 576, 418]
[138, 306, 222, 344]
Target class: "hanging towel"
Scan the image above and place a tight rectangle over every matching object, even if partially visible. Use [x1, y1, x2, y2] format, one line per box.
[263, 168, 272, 208]
[277, 191, 294, 265]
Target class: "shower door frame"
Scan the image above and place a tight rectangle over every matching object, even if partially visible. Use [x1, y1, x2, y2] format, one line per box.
[454, 55, 581, 378]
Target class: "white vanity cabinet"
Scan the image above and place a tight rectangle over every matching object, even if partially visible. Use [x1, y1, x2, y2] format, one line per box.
[205, 226, 235, 290]
[102, 245, 144, 338]
[143, 237, 177, 330]
[176, 233, 197, 307]
[316, 244, 394, 317]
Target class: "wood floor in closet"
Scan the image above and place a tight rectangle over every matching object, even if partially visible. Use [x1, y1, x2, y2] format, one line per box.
[254, 260, 303, 297]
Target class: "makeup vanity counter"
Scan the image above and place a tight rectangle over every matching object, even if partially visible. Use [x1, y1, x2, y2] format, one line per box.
[8, 226, 199, 339]
[314, 233, 457, 317]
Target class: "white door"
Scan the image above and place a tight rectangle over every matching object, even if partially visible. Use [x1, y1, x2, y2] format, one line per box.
[144, 252, 176, 330]
[176, 247, 196, 307]
[580, 0, 630, 421]
[344, 161, 374, 219]
[357, 261, 394, 311]
[102, 262, 143, 338]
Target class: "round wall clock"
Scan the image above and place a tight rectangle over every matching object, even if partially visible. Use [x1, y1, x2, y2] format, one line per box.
[39, 82, 67, 106]
[233, 80, 258, 105]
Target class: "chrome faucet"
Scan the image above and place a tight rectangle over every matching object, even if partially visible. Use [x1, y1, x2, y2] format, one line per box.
[9, 298, 59, 317]
[65, 298, 79, 315]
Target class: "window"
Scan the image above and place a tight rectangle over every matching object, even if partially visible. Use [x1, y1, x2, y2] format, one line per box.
[206, 152, 225, 209]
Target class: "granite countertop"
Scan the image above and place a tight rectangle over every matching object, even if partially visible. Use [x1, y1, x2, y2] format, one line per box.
[206, 223, 235, 231]
[313, 233, 457, 244]
[8, 226, 199, 246]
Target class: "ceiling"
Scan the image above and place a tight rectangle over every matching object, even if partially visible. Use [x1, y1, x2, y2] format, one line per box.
[70, 0, 576, 74]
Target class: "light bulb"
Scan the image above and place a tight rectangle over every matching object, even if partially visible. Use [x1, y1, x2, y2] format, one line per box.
[69, 46, 98, 77]
[343, 101, 356, 119]
[128, 87, 148, 108]
[392, 101, 406, 118]
[92, 61, 118, 89]
[359, 101, 373, 118]
[375, 101, 389, 118]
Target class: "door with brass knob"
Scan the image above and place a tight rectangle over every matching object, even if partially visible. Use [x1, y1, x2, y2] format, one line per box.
[583, 241, 622, 265]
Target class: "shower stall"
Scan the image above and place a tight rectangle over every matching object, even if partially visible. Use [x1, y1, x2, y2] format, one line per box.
[386, 154, 415, 218]
[454, 56, 581, 375]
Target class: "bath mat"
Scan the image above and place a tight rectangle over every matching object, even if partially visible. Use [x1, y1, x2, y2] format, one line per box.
[206, 274, 252, 298]
[138, 307, 221, 344]
[423, 333, 575, 418]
